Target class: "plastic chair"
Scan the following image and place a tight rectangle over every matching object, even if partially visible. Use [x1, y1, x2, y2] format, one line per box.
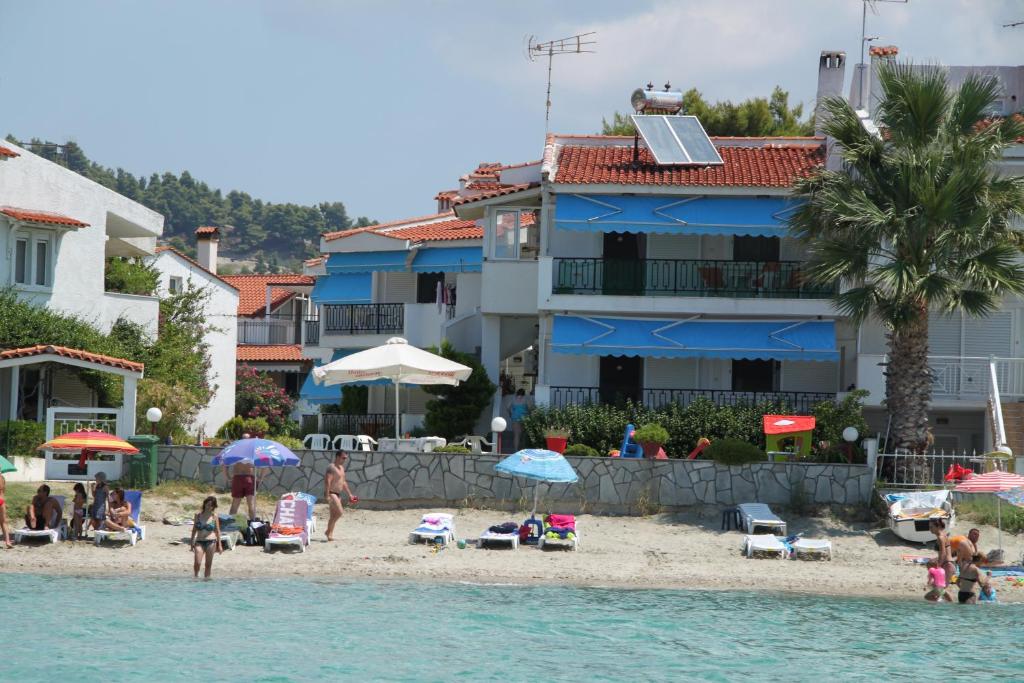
[355, 435, 377, 452]
[332, 434, 358, 451]
[303, 434, 331, 450]
[453, 436, 493, 454]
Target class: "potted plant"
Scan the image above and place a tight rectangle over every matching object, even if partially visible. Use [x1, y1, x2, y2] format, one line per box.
[544, 427, 571, 454]
[632, 423, 670, 459]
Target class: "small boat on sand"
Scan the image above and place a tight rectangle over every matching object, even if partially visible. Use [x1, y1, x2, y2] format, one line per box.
[883, 490, 955, 544]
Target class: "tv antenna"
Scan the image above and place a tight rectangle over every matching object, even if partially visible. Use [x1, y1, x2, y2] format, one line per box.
[859, 0, 907, 64]
[526, 31, 597, 134]
[1003, 19, 1023, 28]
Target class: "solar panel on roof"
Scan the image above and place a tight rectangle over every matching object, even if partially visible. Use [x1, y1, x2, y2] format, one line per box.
[630, 114, 724, 166]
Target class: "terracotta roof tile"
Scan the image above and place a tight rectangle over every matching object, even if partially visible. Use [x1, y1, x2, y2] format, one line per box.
[0, 145, 20, 158]
[304, 255, 327, 267]
[0, 344, 143, 373]
[554, 142, 824, 187]
[382, 218, 482, 241]
[237, 345, 307, 362]
[0, 206, 89, 228]
[221, 274, 312, 316]
[869, 45, 899, 57]
[195, 226, 219, 236]
[322, 211, 454, 242]
[154, 246, 240, 292]
[451, 183, 538, 206]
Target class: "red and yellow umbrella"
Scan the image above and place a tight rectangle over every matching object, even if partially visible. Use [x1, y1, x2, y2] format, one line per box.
[38, 429, 139, 467]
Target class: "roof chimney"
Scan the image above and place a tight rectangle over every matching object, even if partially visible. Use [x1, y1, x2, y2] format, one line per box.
[815, 51, 846, 135]
[195, 226, 219, 272]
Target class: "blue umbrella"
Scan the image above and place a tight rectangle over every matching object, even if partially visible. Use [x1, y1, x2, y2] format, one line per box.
[495, 449, 579, 519]
[212, 438, 300, 468]
[996, 487, 1024, 509]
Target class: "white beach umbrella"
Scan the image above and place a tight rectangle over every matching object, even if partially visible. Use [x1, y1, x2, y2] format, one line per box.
[311, 337, 472, 439]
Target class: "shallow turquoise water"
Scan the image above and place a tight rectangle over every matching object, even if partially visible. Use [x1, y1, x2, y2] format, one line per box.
[4, 574, 1022, 682]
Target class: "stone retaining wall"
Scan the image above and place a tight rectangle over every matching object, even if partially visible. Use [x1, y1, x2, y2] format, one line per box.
[157, 447, 873, 514]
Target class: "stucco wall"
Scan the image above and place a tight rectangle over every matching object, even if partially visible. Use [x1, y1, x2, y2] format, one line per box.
[157, 446, 873, 514]
[150, 251, 239, 439]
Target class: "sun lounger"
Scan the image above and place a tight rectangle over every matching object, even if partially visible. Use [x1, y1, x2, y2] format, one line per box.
[282, 491, 318, 534]
[95, 490, 147, 546]
[538, 514, 579, 551]
[792, 538, 832, 560]
[737, 503, 787, 536]
[743, 534, 788, 559]
[479, 522, 519, 549]
[409, 512, 455, 545]
[14, 496, 67, 544]
[264, 498, 310, 553]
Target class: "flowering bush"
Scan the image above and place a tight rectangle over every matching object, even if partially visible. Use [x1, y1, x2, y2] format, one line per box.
[235, 365, 294, 434]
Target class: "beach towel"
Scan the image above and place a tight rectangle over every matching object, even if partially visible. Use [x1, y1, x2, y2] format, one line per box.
[546, 514, 575, 530]
[488, 522, 518, 534]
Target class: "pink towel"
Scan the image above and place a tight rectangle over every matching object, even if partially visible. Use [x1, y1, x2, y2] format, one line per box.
[546, 514, 575, 530]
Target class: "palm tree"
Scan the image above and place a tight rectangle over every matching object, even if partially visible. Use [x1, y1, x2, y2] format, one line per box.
[791, 62, 1024, 468]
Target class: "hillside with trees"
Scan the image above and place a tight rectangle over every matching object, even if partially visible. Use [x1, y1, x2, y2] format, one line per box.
[601, 86, 814, 137]
[5, 135, 375, 272]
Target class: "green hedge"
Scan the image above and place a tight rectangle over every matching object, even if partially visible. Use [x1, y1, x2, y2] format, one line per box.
[563, 444, 600, 457]
[521, 391, 869, 460]
[0, 420, 46, 458]
[705, 438, 766, 465]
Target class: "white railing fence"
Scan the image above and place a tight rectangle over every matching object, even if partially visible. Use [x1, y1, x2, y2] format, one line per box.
[45, 407, 121, 441]
[988, 358, 1009, 452]
[875, 450, 1010, 489]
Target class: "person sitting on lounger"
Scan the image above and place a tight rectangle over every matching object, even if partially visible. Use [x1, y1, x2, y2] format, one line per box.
[24, 485, 62, 531]
[103, 488, 134, 532]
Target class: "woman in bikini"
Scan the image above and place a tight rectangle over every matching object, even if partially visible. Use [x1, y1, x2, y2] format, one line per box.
[189, 496, 222, 579]
[957, 554, 993, 604]
[103, 488, 134, 532]
[929, 519, 955, 584]
[71, 482, 88, 540]
[0, 472, 11, 549]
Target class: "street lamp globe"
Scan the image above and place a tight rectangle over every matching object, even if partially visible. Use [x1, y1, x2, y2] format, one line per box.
[842, 426, 859, 443]
[491, 417, 507, 433]
[146, 407, 163, 424]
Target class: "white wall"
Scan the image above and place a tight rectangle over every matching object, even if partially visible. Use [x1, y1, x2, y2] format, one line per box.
[103, 292, 160, 338]
[482, 261, 538, 315]
[548, 229, 601, 258]
[151, 251, 239, 439]
[0, 141, 163, 331]
[780, 361, 838, 392]
[544, 350, 597, 387]
[645, 358, 698, 388]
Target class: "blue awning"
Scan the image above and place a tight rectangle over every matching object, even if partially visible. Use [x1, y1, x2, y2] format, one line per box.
[411, 246, 482, 273]
[554, 194, 801, 237]
[551, 316, 837, 362]
[326, 251, 407, 274]
[310, 273, 372, 304]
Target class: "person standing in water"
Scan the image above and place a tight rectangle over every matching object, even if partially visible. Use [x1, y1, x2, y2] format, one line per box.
[324, 451, 357, 542]
[189, 496, 222, 579]
[929, 519, 955, 584]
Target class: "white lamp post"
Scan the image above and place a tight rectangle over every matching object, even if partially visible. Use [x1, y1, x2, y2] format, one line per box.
[146, 407, 163, 435]
[842, 426, 859, 464]
[491, 416, 507, 455]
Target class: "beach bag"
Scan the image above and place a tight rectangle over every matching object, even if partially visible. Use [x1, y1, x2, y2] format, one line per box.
[245, 519, 270, 546]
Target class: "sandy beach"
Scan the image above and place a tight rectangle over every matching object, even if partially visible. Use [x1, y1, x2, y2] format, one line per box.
[2, 485, 1021, 603]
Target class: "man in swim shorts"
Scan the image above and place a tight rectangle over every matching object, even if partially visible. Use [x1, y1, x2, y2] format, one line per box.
[324, 451, 357, 542]
[222, 459, 257, 520]
[24, 484, 62, 531]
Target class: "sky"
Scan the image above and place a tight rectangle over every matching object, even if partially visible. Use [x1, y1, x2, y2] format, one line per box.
[1, 0, 1021, 221]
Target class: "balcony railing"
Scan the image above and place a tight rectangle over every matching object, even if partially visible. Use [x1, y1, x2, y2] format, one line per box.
[553, 258, 835, 299]
[322, 304, 404, 335]
[304, 316, 320, 346]
[238, 314, 301, 345]
[548, 386, 836, 413]
[319, 413, 396, 439]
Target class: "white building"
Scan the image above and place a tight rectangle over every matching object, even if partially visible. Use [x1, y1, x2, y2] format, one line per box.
[0, 139, 164, 439]
[150, 226, 240, 439]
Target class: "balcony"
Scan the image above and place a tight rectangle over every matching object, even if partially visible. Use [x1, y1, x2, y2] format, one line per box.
[304, 316, 320, 346]
[238, 314, 301, 345]
[322, 303, 404, 335]
[548, 386, 836, 413]
[553, 258, 835, 299]
[857, 354, 1024, 406]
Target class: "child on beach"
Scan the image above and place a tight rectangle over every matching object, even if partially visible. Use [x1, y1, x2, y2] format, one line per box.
[71, 483, 88, 540]
[189, 496, 222, 579]
[924, 559, 950, 602]
[89, 472, 108, 533]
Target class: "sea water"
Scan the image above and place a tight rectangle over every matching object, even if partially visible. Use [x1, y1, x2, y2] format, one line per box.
[4, 574, 1022, 682]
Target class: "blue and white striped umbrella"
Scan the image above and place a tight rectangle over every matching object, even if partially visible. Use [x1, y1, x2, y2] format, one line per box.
[211, 438, 300, 468]
[996, 487, 1024, 509]
[495, 449, 578, 520]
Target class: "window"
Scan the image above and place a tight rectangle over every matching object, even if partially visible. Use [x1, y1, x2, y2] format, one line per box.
[168, 276, 183, 294]
[11, 231, 52, 288]
[492, 209, 539, 260]
[416, 272, 445, 304]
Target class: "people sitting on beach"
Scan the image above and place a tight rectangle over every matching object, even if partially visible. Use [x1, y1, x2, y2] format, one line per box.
[0, 472, 11, 548]
[103, 488, 134, 532]
[89, 472, 109, 533]
[71, 482, 88, 540]
[924, 559, 950, 602]
[928, 519, 955, 583]
[24, 484, 62, 531]
[956, 553, 994, 604]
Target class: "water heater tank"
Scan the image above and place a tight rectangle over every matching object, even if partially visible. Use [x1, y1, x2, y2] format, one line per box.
[631, 87, 684, 114]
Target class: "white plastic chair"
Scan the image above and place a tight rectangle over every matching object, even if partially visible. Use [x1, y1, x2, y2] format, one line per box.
[332, 434, 358, 451]
[355, 435, 377, 452]
[303, 434, 331, 450]
[453, 435, 493, 453]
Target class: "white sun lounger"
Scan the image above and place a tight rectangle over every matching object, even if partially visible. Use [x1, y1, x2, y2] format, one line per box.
[743, 534, 788, 559]
[538, 516, 580, 551]
[479, 527, 519, 549]
[264, 498, 310, 553]
[14, 496, 67, 544]
[792, 538, 833, 560]
[95, 491, 147, 547]
[410, 513, 455, 545]
[737, 503, 787, 536]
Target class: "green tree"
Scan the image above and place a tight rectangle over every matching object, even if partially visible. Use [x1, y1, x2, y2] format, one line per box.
[422, 341, 496, 440]
[790, 63, 1024, 467]
[601, 86, 813, 137]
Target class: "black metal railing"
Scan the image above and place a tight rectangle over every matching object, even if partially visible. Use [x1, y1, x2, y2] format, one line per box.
[322, 303, 404, 335]
[320, 413, 395, 439]
[553, 258, 836, 299]
[548, 386, 836, 413]
[237, 314, 301, 345]
[304, 316, 320, 345]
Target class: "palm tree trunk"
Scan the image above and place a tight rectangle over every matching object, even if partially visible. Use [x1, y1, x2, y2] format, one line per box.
[885, 306, 933, 484]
